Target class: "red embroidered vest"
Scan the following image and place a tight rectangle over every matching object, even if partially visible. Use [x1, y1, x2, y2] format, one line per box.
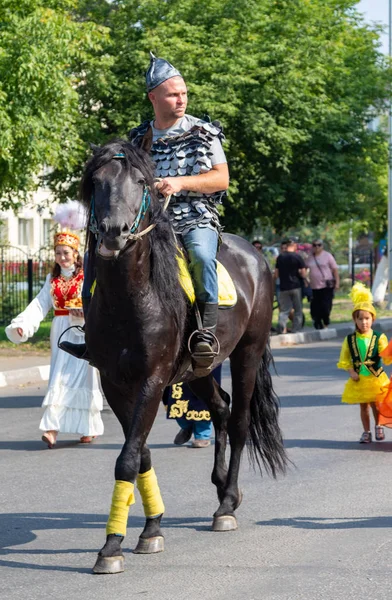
[50, 270, 84, 309]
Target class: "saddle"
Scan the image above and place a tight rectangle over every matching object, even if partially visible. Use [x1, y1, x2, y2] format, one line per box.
[176, 249, 237, 308]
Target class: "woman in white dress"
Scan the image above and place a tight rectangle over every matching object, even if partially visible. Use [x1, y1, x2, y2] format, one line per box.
[6, 231, 104, 448]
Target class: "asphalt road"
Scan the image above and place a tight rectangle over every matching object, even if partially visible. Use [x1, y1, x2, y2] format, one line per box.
[1, 340, 392, 600]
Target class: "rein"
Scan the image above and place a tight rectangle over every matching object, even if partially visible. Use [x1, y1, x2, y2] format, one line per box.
[89, 153, 171, 252]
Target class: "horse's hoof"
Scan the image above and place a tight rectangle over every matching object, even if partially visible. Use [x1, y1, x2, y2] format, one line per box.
[92, 555, 124, 574]
[212, 515, 238, 532]
[133, 535, 164, 554]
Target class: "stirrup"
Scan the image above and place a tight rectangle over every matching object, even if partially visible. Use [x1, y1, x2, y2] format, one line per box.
[188, 330, 220, 377]
[57, 326, 92, 364]
[57, 325, 85, 349]
[187, 329, 220, 356]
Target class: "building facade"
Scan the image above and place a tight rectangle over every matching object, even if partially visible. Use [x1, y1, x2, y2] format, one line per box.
[1, 187, 57, 253]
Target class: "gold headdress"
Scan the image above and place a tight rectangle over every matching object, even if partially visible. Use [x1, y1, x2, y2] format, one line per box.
[53, 231, 80, 251]
[350, 282, 376, 318]
[52, 200, 86, 251]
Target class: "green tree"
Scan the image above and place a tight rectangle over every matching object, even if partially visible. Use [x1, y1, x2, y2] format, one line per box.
[0, 0, 111, 209]
[3, 0, 391, 239]
[66, 0, 391, 233]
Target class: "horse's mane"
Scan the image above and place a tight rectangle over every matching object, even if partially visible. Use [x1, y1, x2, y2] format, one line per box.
[80, 139, 187, 331]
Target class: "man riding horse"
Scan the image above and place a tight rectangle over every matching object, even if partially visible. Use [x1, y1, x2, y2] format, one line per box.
[55, 55, 284, 573]
[62, 52, 229, 374]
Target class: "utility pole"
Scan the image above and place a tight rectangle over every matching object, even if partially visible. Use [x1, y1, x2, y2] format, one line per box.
[348, 219, 353, 281]
[388, 0, 392, 307]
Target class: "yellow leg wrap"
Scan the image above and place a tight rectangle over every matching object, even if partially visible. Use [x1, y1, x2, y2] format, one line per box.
[136, 468, 165, 518]
[106, 480, 135, 536]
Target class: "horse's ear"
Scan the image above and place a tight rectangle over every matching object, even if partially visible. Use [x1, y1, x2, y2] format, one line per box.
[140, 126, 153, 153]
[89, 143, 100, 154]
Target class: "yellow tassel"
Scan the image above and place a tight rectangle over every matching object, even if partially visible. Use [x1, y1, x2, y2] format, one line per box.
[350, 282, 373, 305]
[136, 468, 165, 518]
[350, 282, 376, 317]
[106, 480, 135, 536]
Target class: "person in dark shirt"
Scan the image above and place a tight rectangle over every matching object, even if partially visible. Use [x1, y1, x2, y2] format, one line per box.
[274, 239, 306, 334]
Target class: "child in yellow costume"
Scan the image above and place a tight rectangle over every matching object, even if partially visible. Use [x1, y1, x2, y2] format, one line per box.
[337, 283, 392, 443]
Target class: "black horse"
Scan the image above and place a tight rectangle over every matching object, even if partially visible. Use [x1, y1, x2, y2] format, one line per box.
[80, 140, 286, 574]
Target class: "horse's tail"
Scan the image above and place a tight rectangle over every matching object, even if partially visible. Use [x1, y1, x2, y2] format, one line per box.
[247, 343, 287, 477]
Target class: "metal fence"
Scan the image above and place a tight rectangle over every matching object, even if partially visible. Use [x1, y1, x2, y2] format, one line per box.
[0, 245, 54, 326]
[350, 249, 375, 289]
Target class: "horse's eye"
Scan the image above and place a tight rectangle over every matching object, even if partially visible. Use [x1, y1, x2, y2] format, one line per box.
[132, 168, 145, 186]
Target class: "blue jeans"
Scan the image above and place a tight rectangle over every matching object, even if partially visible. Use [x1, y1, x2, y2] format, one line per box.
[181, 227, 219, 304]
[176, 416, 213, 440]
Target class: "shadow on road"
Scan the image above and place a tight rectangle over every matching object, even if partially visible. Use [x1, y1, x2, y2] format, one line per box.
[0, 396, 43, 410]
[280, 395, 341, 408]
[285, 439, 392, 452]
[0, 512, 211, 549]
[257, 515, 392, 530]
[0, 512, 212, 572]
[0, 441, 190, 451]
[0, 558, 92, 573]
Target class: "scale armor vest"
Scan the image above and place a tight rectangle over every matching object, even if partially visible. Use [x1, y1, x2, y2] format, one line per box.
[129, 118, 226, 235]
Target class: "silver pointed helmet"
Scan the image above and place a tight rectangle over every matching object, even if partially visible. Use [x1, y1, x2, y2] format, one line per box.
[146, 52, 183, 92]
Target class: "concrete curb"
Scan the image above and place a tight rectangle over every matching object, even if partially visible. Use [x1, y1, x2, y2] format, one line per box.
[270, 328, 337, 348]
[373, 318, 392, 333]
[270, 317, 392, 348]
[2, 317, 392, 384]
[0, 364, 50, 388]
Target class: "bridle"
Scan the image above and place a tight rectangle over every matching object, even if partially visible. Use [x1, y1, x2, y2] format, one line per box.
[88, 153, 171, 256]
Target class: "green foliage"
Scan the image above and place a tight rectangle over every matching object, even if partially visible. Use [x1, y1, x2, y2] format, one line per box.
[0, 0, 111, 208]
[0, 319, 51, 351]
[1, 0, 391, 236]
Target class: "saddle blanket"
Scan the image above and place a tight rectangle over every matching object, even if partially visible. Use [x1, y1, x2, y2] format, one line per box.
[176, 251, 237, 308]
[90, 252, 237, 308]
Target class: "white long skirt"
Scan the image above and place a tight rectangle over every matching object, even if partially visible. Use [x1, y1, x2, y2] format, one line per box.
[39, 315, 104, 436]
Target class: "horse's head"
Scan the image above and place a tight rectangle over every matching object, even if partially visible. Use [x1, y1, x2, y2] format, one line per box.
[81, 141, 156, 256]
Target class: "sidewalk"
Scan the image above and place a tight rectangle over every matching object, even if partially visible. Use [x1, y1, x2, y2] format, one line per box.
[2, 317, 392, 387]
[0, 355, 50, 372]
[0, 353, 50, 388]
[270, 317, 392, 348]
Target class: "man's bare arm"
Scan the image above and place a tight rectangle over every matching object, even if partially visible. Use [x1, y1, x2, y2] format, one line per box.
[156, 163, 229, 196]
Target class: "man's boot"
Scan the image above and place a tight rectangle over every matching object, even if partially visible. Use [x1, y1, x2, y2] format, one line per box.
[189, 302, 219, 377]
[58, 296, 91, 362]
